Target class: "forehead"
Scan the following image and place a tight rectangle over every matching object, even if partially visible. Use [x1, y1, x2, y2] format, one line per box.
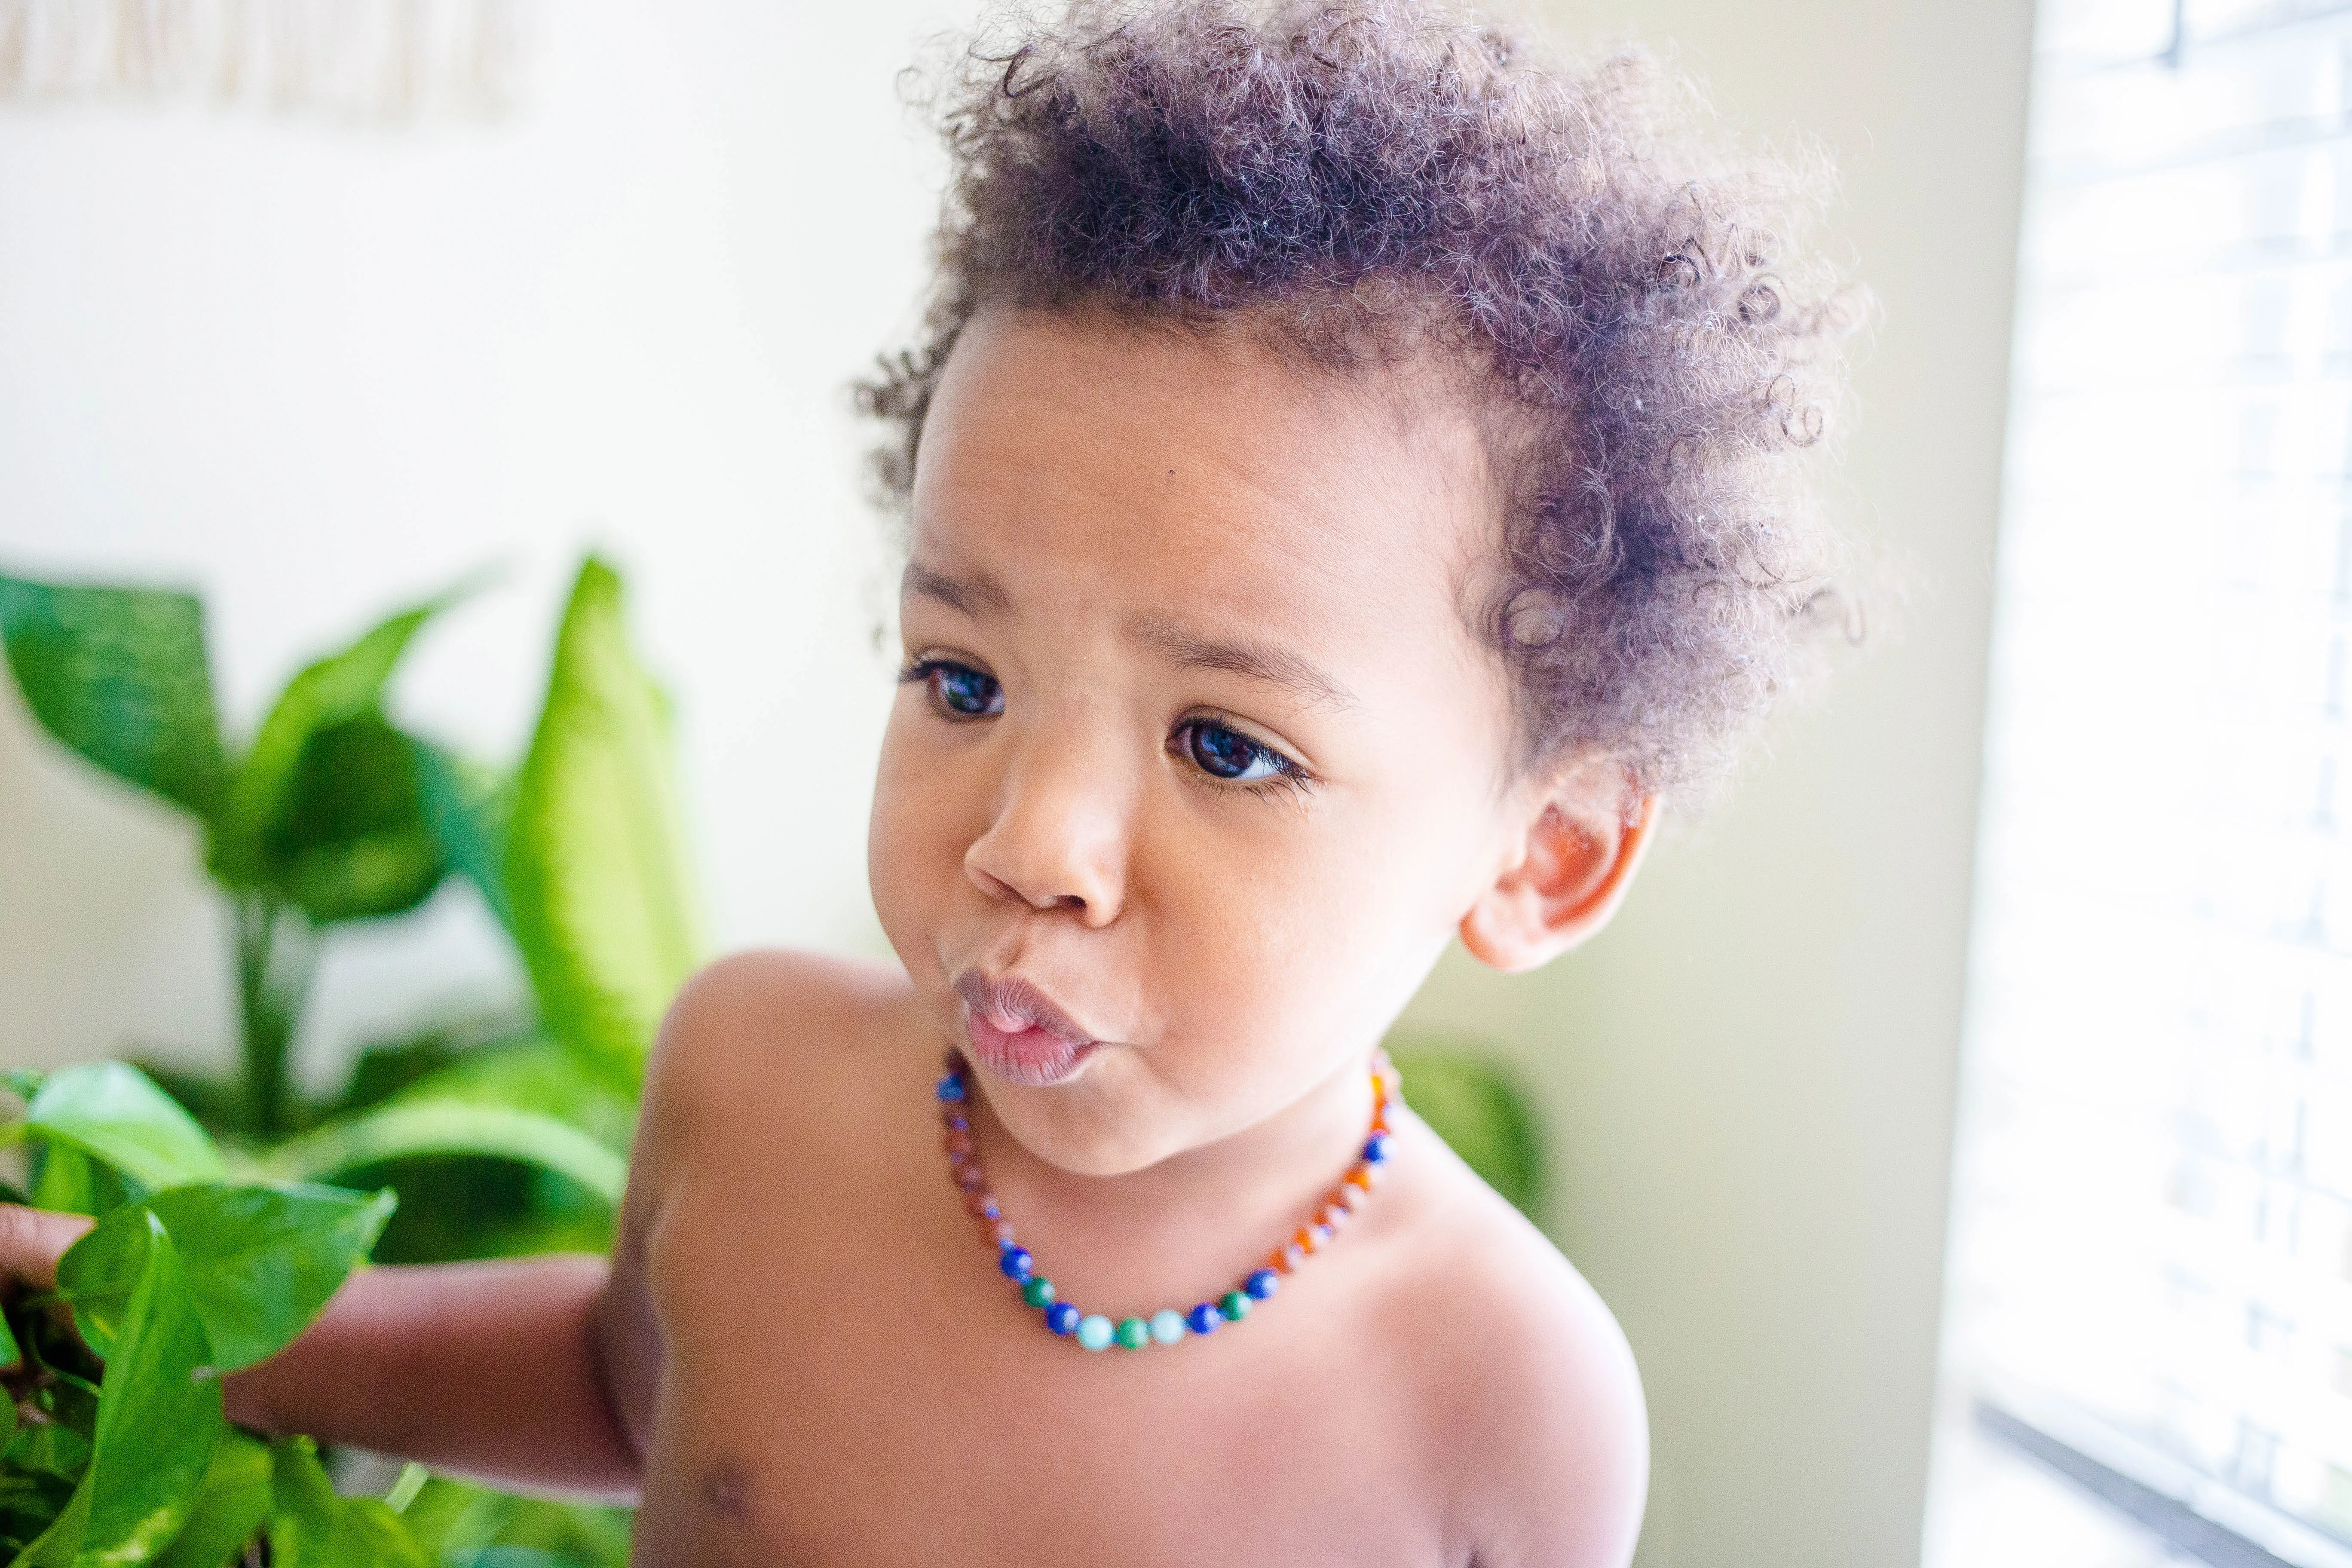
[908, 306, 1501, 665]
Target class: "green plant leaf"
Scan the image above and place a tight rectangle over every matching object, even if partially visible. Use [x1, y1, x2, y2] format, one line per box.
[1384, 1044, 1544, 1217]
[505, 558, 701, 1087]
[9, 1317, 99, 1441]
[385, 1039, 634, 1153]
[405, 1477, 633, 1568]
[5, 1473, 88, 1568]
[329, 1017, 533, 1117]
[317, 1042, 632, 1266]
[1, 1426, 88, 1481]
[210, 592, 465, 918]
[152, 1431, 270, 1568]
[56, 1184, 395, 1373]
[0, 1303, 16, 1372]
[215, 600, 438, 871]
[24, 1065, 225, 1194]
[413, 744, 516, 936]
[259, 1103, 625, 1207]
[266, 716, 446, 924]
[74, 1217, 221, 1566]
[0, 576, 228, 821]
[266, 1438, 427, 1568]
[26, 1150, 123, 1221]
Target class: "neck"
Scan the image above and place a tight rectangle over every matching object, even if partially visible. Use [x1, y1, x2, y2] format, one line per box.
[962, 1050, 1380, 1303]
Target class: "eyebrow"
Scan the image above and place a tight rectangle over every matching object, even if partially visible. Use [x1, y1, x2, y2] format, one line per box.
[1133, 615, 1357, 712]
[901, 561, 1011, 617]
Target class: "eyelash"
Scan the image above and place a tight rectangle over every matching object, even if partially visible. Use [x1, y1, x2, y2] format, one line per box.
[1170, 715, 1315, 800]
[900, 657, 1002, 720]
[897, 658, 1317, 800]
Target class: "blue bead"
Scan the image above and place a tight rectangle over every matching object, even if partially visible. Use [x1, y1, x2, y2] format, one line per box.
[1363, 1130, 1393, 1164]
[1076, 1314, 1115, 1351]
[1185, 1303, 1221, 1335]
[1245, 1268, 1280, 1300]
[998, 1245, 1033, 1281]
[937, 1077, 966, 1102]
[1045, 1302, 1081, 1335]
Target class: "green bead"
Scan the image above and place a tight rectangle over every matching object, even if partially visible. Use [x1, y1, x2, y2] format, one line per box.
[1115, 1316, 1151, 1349]
[1220, 1290, 1251, 1323]
[1076, 1314, 1114, 1351]
[1023, 1277, 1057, 1308]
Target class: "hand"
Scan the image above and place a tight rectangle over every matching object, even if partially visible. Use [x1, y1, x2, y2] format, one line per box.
[0, 1202, 94, 1371]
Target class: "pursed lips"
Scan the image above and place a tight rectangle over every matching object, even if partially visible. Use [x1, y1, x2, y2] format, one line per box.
[952, 971, 1099, 1046]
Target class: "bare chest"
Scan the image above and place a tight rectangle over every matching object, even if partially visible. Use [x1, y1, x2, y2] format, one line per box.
[628, 1164, 1454, 1568]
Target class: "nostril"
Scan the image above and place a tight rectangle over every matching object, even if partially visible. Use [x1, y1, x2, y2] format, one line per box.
[1055, 894, 1085, 911]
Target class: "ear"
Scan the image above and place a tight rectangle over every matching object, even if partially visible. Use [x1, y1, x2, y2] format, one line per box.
[1459, 782, 1659, 974]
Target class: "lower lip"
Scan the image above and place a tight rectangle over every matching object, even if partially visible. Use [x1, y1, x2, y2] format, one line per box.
[963, 1009, 1096, 1088]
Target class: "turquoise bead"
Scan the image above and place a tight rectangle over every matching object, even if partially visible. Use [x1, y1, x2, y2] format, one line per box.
[1149, 1309, 1186, 1344]
[1115, 1316, 1151, 1349]
[1075, 1314, 1114, 1351]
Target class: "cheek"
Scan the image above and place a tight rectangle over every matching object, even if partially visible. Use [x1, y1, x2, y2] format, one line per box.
[867, 705, 976, 962]
[1138, 797, 1468, 1064]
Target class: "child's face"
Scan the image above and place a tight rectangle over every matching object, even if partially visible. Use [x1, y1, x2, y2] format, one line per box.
[870, 306, 1549, 1175]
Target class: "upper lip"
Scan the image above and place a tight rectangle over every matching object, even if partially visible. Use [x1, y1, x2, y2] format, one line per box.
[953, 971, 1099, 1047]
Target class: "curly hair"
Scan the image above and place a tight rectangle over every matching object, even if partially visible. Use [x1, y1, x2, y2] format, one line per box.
[859, 0, 1862, 799]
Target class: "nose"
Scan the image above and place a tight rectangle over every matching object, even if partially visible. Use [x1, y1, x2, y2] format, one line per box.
[963, 723, 1130, 927]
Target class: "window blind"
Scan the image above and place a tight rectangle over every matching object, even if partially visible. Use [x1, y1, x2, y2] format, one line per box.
[1943, 0, 2352, 1560]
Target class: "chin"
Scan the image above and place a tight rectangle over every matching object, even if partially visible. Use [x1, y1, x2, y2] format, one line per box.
[984, 1081, 1180, 1178]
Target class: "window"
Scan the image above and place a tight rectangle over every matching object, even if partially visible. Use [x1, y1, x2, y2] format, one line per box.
[1931, 1, 2352, 1563]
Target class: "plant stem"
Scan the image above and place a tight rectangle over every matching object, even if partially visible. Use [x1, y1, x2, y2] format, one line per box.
[235, 894, 318, 1136]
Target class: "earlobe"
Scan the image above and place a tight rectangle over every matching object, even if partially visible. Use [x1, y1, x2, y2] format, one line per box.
[1459, 789, 1659, 974]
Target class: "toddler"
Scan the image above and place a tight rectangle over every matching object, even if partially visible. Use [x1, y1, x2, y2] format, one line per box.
[2, 1, 1854, 1562]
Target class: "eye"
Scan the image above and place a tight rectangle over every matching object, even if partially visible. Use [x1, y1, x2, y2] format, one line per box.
[911, 660, 1003, 718]
[1177, 720, 1290, 782]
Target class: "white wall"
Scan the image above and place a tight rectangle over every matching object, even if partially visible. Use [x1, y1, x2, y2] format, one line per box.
[0, 0, 953, 1080]
[0, 2, 2032, 1563]
[1396, 2, 2034, 1565]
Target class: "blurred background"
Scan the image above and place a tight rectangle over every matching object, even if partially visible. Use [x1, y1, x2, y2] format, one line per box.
[3, 0, 2342, 1565]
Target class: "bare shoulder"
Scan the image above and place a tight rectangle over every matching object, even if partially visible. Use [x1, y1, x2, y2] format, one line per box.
[1378, 1117, 1648, 1568]
[603, 951, 919, 1450]
[634, 949, 914, 1164]
[651, 949, 908, 1084]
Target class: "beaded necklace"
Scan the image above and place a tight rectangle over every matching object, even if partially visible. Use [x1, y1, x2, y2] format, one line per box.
[935, 1050, 1400, 1351]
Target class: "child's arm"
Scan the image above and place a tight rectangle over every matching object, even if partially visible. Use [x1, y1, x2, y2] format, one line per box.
[222, 1253, 642, 1500]
[0, 1204, 648, 1502]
